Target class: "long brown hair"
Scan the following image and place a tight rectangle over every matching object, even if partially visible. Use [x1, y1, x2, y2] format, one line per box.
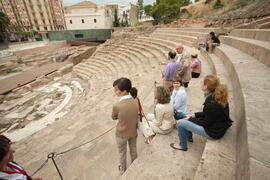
[204, 75, 228, 108]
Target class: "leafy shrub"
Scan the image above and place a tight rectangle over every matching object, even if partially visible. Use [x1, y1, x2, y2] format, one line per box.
[164, 18, 173, 24]
[152, 19, 160, 25]
[181, 8, 188, 14]
[213, 0, 224, 9]
[135, 22, 143, 26]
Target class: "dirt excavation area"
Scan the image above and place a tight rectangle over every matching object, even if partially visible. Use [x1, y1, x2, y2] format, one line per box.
[0, 41, 95, 136]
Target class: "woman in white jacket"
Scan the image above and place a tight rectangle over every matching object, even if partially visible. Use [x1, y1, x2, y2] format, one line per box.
[147, 86, 175, 134]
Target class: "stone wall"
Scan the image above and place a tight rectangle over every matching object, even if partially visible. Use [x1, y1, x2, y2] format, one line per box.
[48, 29, 112, 41]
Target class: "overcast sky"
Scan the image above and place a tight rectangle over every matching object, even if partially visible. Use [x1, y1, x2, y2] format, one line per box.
[63, 0, 156, 7]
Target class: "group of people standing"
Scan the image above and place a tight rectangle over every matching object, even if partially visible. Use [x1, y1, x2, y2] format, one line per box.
[162, 44, 201, 91]
[112, 44, 231, 175]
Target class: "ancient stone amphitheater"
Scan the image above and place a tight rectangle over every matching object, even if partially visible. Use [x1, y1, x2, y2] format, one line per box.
[2, 27, 270, 180]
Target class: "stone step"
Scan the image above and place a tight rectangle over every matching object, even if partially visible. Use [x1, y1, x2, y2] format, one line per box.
[113, 48, 149, 73]
[214, 44, 270, 180]
[220, 35, 270, 67]
[152, 32, 198, 43]
[73, 65, 98, 79]
[158, 27, 218, 33]
[229, 29, 270, 42]
[83, 62, 114, 77]
[150, 33, 195, 47]
[155, 29, 208, 40]
[137, 36, 177, 50]
[90, 56, 126, 74]
[118, 45, 154, 66]
[130, 39, 171, 54]
[236, 15, 270, 29]
[258, 21, 270, 29]
[120, 43, 162, 68]
[196, 48, 237, 180]
[108, 53, 137, 74]
[126, 40, 167, 60]
[89, 55, 128, 77]
[85, 60, 115, 76]
[73, 67, 94, 80]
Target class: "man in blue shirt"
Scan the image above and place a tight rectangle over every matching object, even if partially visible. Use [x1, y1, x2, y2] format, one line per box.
[162, 50, 179, 92]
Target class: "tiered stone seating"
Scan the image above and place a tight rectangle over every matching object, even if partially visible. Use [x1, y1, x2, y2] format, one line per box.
[199, 29, 270, 179]
[71, 27, 269, 179]
[220, 29, 270, 67]
[121, 27, 269, 180]
[150, 28, 219, 47]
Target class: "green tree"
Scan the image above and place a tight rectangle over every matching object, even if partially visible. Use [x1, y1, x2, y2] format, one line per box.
[213, 0, 224, 9]
[144, 5, 153, 16]
[137, 0, 144, 19]
[195, 0, 200, 2]
[113, 8, 120, 27]
[0, 11, 10, 32]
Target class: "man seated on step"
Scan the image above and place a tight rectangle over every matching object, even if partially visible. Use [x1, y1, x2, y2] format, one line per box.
[162, 50, 179, 92]
[176, 44, 191, 88]
[205, 32, 220, 53]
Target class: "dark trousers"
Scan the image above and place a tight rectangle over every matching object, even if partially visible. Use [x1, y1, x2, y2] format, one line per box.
[192, 72, 200, 78]
[183, 82, 189, 88]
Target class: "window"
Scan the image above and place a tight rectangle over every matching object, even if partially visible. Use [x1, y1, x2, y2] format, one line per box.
[82, 19, 84, 23]
[70, 20, 72, 24]
[75, 34, 83, 38]
[94, 19, 96, 23]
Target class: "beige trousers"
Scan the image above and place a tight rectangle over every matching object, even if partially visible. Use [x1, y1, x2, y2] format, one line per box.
[163, 80, 173, 92]
[116, 135, 137, 175]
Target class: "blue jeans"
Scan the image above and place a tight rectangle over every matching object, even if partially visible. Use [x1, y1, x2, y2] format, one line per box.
[174, 111, 192, 120]
[177, 119, 214, 149]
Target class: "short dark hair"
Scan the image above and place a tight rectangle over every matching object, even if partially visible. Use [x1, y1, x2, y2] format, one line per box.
[168, 50, 176, 59]
[113, 77, 137, 98]
[210, 32, 215, 36]
[0, 135, 11, 162]
[191, 54, 198, 58]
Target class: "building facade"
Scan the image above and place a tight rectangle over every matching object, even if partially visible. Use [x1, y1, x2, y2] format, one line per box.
[118, 3, 138, 26]
[0, 0, 66, 39]
[64, 1, 112, 30]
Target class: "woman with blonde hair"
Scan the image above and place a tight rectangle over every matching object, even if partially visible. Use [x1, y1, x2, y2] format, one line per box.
[146, 86, 175, 135]
[170, 75, 232, 151]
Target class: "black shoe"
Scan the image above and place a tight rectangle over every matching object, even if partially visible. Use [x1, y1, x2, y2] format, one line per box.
[187, 139, 193, 143]
[170, 143, 187, 151]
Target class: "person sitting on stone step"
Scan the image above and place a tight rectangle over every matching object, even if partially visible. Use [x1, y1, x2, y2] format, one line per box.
[176, 44, 191, 88]
[170, 75, 232, 151]
[146, 86, 175, 135]
[162, 50, 179, 92]
[0, 135, 42, 180]
[171, 76, 190, 121]
[112, 77, 139, 175]
[206, 32, 220, 53]
[191, 54, 201, 78]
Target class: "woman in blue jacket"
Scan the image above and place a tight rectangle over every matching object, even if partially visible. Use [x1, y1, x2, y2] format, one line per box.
[170, 75, 232, 151]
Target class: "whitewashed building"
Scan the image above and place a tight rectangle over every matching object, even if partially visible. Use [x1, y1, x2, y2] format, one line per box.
[118, 3, 138, 26]
[64, 1, 112, 30]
